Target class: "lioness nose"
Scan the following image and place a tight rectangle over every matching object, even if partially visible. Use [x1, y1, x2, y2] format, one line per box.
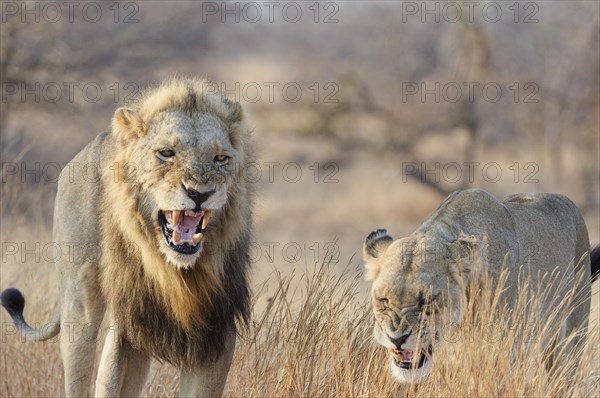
[391, 331, 412, 349]
[185, 187, 215, 211]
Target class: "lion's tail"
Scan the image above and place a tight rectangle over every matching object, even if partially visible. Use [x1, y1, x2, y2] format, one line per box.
[0, 288, 60, 342]
[591, 245, 600, 283]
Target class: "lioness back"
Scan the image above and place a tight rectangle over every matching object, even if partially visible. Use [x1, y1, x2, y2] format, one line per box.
[503, 192, 591, 328]
[503, 192, 589, 272]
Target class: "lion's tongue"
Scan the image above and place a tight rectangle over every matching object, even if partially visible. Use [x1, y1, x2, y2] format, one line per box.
[172, 214, 202, 245]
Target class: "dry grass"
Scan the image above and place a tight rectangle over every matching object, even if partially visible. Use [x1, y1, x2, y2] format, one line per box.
[3, 258, 598, 397]
[226, 263, 395, 397]
[224, 260, 599, 398]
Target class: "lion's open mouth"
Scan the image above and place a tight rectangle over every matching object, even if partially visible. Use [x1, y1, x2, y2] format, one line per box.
[390, 345, 433, 369]
[158, 210, 212, 254]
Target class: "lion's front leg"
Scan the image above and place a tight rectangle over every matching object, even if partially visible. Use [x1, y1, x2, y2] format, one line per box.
[95, 326, 151, 397]
[179, 331, 236, 398]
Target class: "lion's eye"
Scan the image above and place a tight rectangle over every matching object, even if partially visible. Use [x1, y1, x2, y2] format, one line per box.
[377, 298, 389, 308]
[214, 154, 229, 163]
[157, 148, 176, 159]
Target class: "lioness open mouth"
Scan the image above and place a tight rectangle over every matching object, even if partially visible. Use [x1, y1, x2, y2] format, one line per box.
[390, 344, 433, 369]
[158, 210, 212, 254]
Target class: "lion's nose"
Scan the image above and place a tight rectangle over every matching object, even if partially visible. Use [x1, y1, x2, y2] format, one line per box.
[185, 187, 215, 211]
[391, 331, 412, 349]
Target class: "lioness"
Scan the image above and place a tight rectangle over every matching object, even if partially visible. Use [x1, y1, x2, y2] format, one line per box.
[363, 189, 594, 383]
[1, 77, 252, 397]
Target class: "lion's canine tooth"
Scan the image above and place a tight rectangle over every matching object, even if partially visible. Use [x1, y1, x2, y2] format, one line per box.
[193, 233, 203, 245]
[202, 210, 212, 229]
[173, 210, 182, 225]
[173, 229, 181, 243]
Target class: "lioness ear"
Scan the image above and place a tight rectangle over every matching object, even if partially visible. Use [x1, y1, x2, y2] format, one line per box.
[448, 233, 479, 277]
[363, 229, 393, 280]
[112, 107, 146, 141]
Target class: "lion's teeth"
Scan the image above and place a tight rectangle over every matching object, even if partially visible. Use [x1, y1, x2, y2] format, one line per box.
[173, 229, 181, 243]
[172, 210, 182, 225]
[193, 233, 203, 245]
[202, 210, 212, 229]
[173, 210, 182, 225]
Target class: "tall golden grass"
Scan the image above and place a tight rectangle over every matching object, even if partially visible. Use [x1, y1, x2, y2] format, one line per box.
[1, 259, 598, 397]
[225, 259, 599, 398]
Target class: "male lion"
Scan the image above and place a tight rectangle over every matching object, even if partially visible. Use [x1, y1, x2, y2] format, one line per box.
[363, 189, 595, 383]
[1, 77, 252, 397]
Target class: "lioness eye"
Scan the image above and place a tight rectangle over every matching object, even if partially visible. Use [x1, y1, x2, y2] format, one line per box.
[418, 293, 436, 315]
[157, 148, 175, 158]
[378, 298, 389, 307]
[417, 292, 430, 309]
[214, 154, 229, 163]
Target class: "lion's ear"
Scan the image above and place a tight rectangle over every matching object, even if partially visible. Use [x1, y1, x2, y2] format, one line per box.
[448, 233, 479, 277]
[112, 107, 146, 141]
[363, 229, 393, 280]
[223, 98, 243, 124]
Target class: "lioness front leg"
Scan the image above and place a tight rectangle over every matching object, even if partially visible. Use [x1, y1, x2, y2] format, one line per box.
[179, 331, 236, 398]
[95, 326, 151, 397]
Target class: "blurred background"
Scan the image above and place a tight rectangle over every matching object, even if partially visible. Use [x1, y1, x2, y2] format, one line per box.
[2, 0, 598, 281]
[0, 0, 599, 393]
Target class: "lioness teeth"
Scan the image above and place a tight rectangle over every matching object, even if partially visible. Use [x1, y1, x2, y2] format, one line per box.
[173, 229, 181, 243]
[173, 210, 182, 225]
[202, 210, 212, 230]
[390, 348, 414, 362]
[193, 233, 203, 245]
